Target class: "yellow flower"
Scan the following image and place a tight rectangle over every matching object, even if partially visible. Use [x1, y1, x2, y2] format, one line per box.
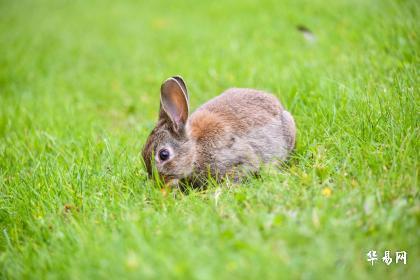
[126, 252, 139, 270]
[321, 187, 332, 197]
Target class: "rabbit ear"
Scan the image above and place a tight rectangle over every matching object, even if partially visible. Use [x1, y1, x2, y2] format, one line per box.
[160, 77, 189, 132]
[171, 75, 188, 101]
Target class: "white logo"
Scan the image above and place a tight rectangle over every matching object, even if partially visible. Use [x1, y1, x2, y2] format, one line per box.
[367, 250, 407, 266]
[382, 251, 392, 265]
[396, 251, 407, 264]
[367, 250, 378, 266]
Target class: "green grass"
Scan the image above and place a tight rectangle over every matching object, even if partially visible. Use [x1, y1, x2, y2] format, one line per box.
[0, 0, 419, 279]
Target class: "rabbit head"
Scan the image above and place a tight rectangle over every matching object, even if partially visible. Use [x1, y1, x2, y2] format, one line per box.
[142, 76, 196, 184]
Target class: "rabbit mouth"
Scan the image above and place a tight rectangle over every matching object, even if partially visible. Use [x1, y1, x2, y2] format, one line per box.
[163, 178, 179, 187]
[159, 174, 182, 187]
[161, 174, 179, 184]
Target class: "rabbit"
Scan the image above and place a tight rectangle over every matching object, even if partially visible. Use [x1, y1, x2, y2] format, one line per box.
[142, 76, 296, 187]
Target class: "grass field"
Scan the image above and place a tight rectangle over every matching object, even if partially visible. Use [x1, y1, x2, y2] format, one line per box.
[0, 0, 419, 279]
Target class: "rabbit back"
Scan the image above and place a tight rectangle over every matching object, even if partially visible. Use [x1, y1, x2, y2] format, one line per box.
[187, 88, 295, 178]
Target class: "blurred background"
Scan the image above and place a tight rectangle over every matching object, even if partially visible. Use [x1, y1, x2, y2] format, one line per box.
[4, 0, 415, 135]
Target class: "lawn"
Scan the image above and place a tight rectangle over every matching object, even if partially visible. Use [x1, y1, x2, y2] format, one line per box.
[0, 0, 419, 279]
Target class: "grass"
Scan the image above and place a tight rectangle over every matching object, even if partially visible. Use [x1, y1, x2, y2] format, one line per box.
[0, 0, 419, 279]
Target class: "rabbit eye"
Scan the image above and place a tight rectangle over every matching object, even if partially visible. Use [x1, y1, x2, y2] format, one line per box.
[158, 148, 170, 161]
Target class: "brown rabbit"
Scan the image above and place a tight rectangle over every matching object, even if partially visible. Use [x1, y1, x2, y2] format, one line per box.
[142, 76, 296, 187]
